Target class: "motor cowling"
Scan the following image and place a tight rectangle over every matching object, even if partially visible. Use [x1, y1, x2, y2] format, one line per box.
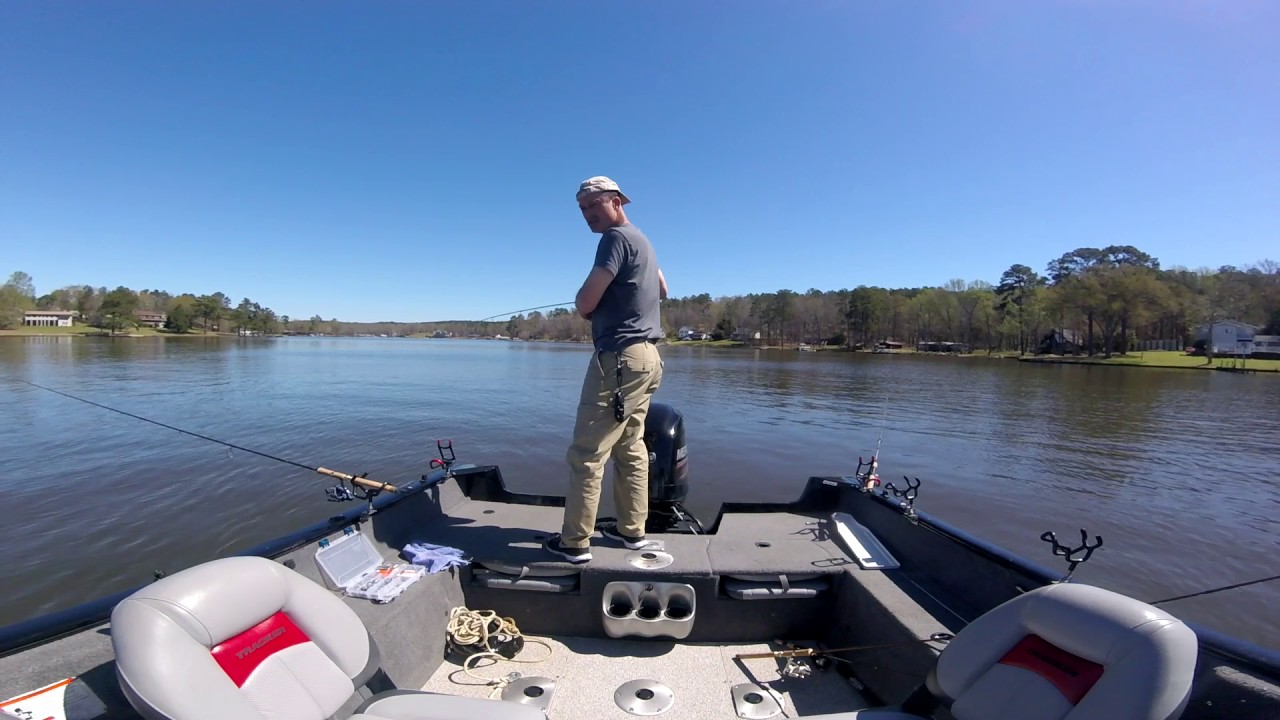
[643, 402, 688, 506]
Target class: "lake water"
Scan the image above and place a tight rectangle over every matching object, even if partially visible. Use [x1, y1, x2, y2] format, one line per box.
[2, 336, 1278, 648]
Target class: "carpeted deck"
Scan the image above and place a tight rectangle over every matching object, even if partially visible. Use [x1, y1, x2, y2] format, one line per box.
[421, 634, 868, 720]
[404, 498, 852, 579]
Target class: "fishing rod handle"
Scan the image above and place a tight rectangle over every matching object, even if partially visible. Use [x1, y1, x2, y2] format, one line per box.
[316, 467, 399, 493]
[734, 649, 814, 660]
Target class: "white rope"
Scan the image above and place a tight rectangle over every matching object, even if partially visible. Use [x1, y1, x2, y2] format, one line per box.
[446, 606, 552, 698]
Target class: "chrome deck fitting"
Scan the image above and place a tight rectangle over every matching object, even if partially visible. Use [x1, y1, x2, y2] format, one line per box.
[614, 679, 675, 715]
[502, 676, 555, 714]
[625, 549, 675, 569]
[731, 682, 782, 719]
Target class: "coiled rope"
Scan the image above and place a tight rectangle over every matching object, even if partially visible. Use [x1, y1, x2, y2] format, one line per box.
[446, 606, 552, 697]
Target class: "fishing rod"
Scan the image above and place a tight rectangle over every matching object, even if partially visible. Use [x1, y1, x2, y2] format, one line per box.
[476, 302, 576, 323]
[734, 633, 953, 661]
[873, 397, 888, 459]
[854, 398, 889, 489]
[16, 380, 398, 494]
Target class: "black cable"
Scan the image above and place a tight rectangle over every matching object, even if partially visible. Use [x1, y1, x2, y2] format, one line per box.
[18, 380, 318, 473]
[674, 501, 706, 534]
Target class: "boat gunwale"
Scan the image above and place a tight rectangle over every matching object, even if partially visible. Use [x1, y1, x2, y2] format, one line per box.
[704, 478, 1280, 682]
[0, 471, 448, 658]
[852, 486, 1280, 682]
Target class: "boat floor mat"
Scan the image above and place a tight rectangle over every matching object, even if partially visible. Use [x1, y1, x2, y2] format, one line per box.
[420, 634, 868, 720]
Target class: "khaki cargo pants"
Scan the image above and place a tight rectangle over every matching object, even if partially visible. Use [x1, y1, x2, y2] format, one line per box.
[561, 340, 664, 548]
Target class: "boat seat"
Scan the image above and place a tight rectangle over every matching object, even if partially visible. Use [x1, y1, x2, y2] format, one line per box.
[110, 555, 541, 720]
[804, 582, 1198, 720]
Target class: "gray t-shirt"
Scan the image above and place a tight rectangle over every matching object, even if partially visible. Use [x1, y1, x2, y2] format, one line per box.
[591, 223, 664, 351]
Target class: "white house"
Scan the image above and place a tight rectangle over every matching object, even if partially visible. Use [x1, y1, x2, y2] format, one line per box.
[1248, 335, 1280, 358]
[23, 310, 78, 327]
[1195, 320, 1257, 354]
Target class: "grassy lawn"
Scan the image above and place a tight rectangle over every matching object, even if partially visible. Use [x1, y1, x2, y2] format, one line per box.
[1022, 350, 1280, 373]
[0, 325, 210, 337]
[0, 324, 114, 336]
[663, 339, 746, 347]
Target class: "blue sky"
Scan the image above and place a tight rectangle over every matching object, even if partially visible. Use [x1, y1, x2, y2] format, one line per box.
[2, 1, 1276, 323]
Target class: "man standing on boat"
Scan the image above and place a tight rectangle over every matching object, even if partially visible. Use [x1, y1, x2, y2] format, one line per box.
[545, 176, 668, 563]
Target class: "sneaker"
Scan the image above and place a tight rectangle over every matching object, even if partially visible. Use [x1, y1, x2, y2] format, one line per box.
[543, 534, 592, 564]
[600, 523, 659, 550]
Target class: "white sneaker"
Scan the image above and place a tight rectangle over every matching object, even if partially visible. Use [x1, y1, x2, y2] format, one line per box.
[600, 524, 659, 550]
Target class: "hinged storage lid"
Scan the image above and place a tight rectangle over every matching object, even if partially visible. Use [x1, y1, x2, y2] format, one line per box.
[315, 531, 382, 588]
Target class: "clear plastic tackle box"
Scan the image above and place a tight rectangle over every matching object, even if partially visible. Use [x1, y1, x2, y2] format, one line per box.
[315, 530, 424, 603]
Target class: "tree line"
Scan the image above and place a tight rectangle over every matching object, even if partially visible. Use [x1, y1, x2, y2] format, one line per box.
[0, 274, 285, 336]
[654, 247, 1277, 357]
[4, 247, 1277, 356]
[507, 246, 1277, 356]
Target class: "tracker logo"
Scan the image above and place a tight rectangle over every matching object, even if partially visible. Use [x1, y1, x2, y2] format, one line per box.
[235, 627, 287, 659]
[1027, 646, 1081, 677]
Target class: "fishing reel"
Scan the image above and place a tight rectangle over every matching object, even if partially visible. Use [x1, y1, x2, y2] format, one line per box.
[325, 471, 391, 518]
[781, 656, 814, 679]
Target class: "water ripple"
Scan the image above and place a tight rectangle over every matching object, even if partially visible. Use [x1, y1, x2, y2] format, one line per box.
[2, 338, 1278, 649]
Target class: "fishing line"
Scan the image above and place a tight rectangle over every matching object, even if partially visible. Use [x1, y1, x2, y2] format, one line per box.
[477, 302, 575, 323]
[18, 380, 316, 471]
[1148, 574, 1280, 606]
[15, 380, 395, 493]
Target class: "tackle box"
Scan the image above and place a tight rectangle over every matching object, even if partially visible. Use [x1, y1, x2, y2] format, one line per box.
[315, 530, 424, 603]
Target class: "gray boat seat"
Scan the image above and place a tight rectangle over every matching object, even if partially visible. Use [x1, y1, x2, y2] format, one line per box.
[803, 582, 1198, 720]
[110, 555, 541, 720]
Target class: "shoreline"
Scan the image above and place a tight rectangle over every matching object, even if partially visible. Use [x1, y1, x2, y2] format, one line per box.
[6, 330, 1276, 373]
[0, 328, 241, 338]
[1014, 354, 1280, 373]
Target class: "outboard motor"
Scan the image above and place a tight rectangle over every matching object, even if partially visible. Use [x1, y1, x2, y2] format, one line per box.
[643, 403, 701, 533]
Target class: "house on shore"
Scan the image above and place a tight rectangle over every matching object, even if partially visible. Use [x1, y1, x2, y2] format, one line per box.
[135, 311, 167, 328]
[1251, 335, 1280, 360]
[1039, 329, 1082, 355]
[1194, 321, 1258, 355]
[916, 341, 970, 354]
[22, 310, 79, 327]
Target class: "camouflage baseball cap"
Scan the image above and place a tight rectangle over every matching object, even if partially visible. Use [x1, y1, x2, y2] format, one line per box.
[576, 176, 631, 204]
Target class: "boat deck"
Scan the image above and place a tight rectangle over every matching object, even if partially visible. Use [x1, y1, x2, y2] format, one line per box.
[420, 633, 869, 719]
[423, 492, 851, 578]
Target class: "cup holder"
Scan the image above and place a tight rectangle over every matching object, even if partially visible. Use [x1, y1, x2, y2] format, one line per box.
[636, 597, 662, 620]
[664, 596, 692, 620]
[607, 592, 635, 619]
[602, 581, 696, 639]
